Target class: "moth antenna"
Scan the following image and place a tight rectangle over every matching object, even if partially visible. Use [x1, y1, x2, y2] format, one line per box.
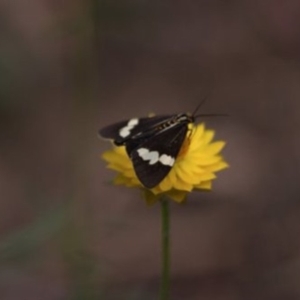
[192, 86, 227, 119]
[191, 85, 213, 117]
[191, 98, 206, 117]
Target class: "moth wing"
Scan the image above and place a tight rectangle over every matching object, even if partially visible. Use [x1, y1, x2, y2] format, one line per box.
[99, 115, 171, 142]
[130, 125, 188, 188]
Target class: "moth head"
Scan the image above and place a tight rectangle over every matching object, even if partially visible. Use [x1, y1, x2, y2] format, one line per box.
[176, 113, 194, 123]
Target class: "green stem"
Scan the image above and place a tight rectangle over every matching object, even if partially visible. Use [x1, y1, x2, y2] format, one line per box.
[160, 198, 170, 300]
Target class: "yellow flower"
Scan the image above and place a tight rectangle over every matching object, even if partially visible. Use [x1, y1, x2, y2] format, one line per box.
[102, 123, 228, 204]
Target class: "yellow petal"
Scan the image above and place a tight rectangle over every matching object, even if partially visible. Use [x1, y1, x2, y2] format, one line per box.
[176, 163, 203, 184]
[198, 172, 216, 181]
[207, 161, 229, 172]
[123, 168, 137, 178]
[158, 175, 173, 192]
[192, 123, 205, 140]
[165, 169, 177, 187]
[103, 151, 132, 169]
[195, 180, 212, 190]
[102, 150, 117, 162]
[202, 130, 215, 144]
[113, 174, 131, 186]
[143, 190, 159, 205]
[172, 176, 193, 191]
[188, 125, 205, 152]
[151, 184, 164, 195]
[203, 141, 226, 156]
[166, 190, 187, 203]
[179, 158, 206, 172]
[129, 177, 141, 186]
[190, 155, 222, 166]
[107, 161, 132, 172]
[106, 163, 124, 172]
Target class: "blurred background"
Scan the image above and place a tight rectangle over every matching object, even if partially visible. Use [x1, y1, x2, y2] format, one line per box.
[1, 0, 300, 299]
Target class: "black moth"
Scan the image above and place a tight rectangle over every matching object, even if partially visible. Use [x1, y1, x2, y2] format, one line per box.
[99, 112, 194, 188]
[99, 102, 222, 189]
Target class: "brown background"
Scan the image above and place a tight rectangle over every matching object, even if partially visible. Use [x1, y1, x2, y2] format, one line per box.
[1, 0, 300, 299]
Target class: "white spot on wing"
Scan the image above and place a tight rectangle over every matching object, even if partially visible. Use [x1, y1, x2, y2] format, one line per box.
[137, 148, 175, 166]
[148, 151, 159, 165]
[119, 128, 130, 138]
[119, 118, 139, 138]
[137, 148, 148, 156]
[137, 148, 158, 164]
[159, 154, 175, 166]
[128, 119, 138, 126]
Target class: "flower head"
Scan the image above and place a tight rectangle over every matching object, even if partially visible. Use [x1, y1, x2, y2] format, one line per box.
[102, 123, 228, 204]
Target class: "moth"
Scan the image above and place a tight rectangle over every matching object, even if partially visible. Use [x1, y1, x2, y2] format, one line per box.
[99, 102, 223, 189]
